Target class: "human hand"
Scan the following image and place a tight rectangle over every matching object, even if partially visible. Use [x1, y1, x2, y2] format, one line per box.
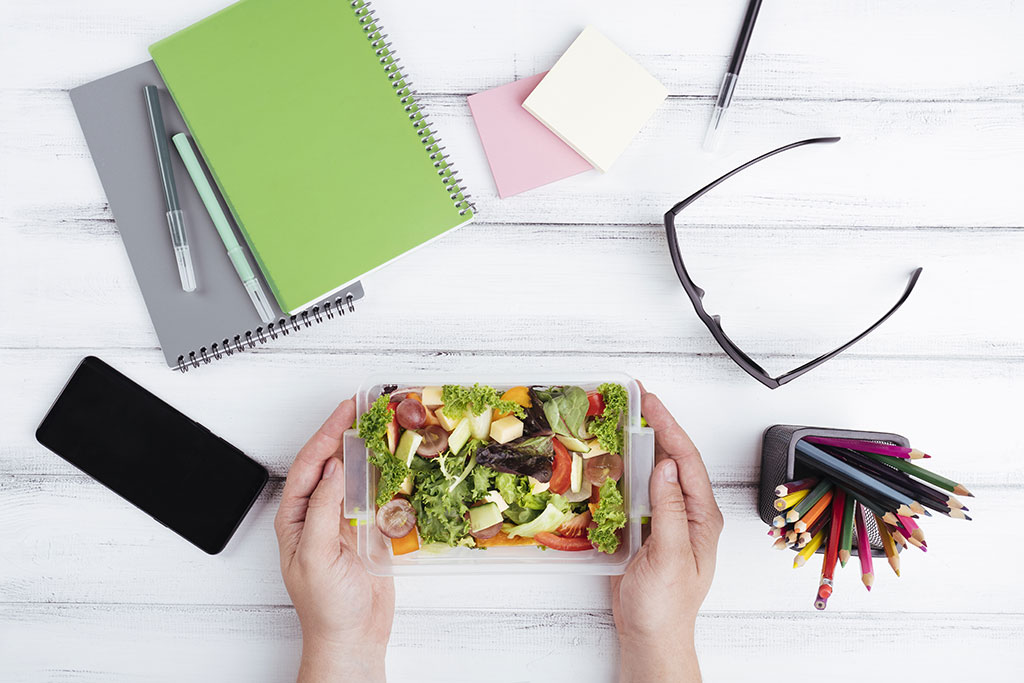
[610, 389, 724, 682]
[274, 399, 395, 683]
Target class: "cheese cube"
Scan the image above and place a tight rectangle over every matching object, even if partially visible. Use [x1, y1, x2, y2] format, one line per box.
[421, 386, 444, 406]
[398, 475, 414, 496]
[435, 407, 460, 431]
[582, 438, 609, 459]
[528, 476, 549, 494]
[489, 415, 524, 444]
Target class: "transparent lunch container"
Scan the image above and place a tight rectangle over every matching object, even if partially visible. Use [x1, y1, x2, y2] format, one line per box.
[343, 373, 654, 575]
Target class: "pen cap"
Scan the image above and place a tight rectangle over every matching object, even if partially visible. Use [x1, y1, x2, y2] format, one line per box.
[166, 209, 197, 292]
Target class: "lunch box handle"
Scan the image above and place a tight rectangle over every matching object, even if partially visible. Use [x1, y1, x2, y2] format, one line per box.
[629, 426, 655, 518]
[343, 429, 371, 521]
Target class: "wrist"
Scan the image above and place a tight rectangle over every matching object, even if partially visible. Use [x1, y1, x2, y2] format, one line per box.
[619, 627, 700, 683]
[299, 635, 386, 683]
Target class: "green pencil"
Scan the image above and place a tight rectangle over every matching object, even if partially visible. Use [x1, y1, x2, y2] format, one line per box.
[863, 452, 973, 497]
[838, 494, 855, 567]
[786, 480, 834, 523]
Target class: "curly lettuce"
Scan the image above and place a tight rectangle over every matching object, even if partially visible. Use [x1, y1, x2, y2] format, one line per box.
[590, 383, 628, 454]
[589, 479, 626, 554]
[358, 395, 409, 506]
[442, 384, 525, 420]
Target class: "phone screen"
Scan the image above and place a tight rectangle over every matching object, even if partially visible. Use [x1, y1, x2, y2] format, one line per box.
[36, 356, 268, 554]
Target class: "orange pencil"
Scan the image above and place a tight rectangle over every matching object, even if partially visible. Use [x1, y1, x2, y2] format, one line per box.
[794, 489, 835, 534]
[818, 488, 846, 599]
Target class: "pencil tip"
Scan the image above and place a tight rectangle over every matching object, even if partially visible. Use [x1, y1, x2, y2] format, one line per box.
[866, 585, 872, 592]
[895, 570, 901, 577]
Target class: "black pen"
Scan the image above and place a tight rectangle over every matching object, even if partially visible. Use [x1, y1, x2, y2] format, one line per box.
[703, 0, 763, 151]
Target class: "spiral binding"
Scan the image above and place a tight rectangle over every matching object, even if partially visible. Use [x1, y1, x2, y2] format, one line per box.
[351, 0, 476, 217]
[175, 293, 356, 372]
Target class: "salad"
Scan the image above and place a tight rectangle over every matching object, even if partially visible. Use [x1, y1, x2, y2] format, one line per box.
[356, 383, 629, 557]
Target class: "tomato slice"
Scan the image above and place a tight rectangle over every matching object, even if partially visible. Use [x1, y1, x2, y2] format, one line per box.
[586, 391, 605, 416]
[535, 532, 594, 551]
[549, 438, 572, 494]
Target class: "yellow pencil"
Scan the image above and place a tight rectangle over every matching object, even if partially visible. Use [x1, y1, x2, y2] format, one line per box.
[794, 525, 829, 568]
[875, 513, 901, 577]
[774, 489, 811, 511]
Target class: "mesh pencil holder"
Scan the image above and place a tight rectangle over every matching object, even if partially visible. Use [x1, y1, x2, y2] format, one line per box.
[759, 425, 910, 556]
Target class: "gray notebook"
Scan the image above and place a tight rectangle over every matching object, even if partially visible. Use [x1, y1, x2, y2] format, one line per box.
[71, 62, 364, 371]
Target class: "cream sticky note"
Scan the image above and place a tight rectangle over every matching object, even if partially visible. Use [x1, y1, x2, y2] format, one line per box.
[468, 72, 593, 198]
[523, 26, 668, 172]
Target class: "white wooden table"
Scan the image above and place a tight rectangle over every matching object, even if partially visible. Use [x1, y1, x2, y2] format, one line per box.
[2, 1, 1022, 680]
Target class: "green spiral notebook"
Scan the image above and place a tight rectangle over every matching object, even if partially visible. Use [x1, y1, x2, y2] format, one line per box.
[150, 0, 474, 314]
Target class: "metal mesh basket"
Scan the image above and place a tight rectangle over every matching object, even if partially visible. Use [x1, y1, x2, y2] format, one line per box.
[759, 425, 910, 557]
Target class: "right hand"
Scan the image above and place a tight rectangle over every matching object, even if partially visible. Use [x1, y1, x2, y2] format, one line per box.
[610, 389, 724, 682]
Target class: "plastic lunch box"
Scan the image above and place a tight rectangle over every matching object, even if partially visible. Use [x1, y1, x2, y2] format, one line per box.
[342, 373, 655, 576]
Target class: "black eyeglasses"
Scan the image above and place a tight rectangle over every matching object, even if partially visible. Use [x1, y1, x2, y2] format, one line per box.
[664, 137, 923, 389]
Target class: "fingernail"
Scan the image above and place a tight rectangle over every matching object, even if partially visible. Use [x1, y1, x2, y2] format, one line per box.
[662, 460, 677, 483]
[323, 457, 338, 479]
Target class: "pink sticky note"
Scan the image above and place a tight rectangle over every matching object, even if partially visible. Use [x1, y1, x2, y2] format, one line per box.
[467, 72, 593, 199]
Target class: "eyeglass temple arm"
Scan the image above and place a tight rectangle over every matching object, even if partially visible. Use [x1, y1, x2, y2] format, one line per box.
[667, 137, 841, 217]
[774, 267, 924, 386]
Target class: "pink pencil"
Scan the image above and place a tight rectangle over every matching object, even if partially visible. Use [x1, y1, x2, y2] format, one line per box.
[804, 436, 929, 459]
[854, 504, 874, 592]
[896, 514, 927, 543]
[894, 517, 927, 551]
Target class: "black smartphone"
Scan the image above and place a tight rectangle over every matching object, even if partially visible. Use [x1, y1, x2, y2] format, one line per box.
[35, 356, 268, 554]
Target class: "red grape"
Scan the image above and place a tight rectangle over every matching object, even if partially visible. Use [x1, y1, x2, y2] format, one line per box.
[395, 398, 427, 430]
[376, 498, 417, 539]
[416, 426, 449, 457]
[585, 453, 623, 486]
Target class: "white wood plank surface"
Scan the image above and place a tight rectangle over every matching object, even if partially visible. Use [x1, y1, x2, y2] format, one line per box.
[1, 0, 1022, 680]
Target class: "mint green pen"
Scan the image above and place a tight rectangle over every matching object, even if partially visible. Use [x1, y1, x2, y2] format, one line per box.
[171, 133, 275, 324]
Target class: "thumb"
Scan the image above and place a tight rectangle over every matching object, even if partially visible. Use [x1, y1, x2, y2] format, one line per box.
[297, 456, 345, 560]
[648, 458, 691, 557]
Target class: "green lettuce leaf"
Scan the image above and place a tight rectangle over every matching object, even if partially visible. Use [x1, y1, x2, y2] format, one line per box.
[358, 395, 409, 506]
[534, 386, 589, 440]
[589, 479, 627, 554]
[590, 383, 628, 454]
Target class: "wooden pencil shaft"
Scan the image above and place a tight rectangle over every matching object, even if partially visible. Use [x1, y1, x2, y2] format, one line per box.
[839, 495, 856, 559]
[804, 436, 922, 459]
[796, 441, 919, 509]
[792, 489, 835, 530]
[834, 480, 901, 518]
[854, 504, 874, 579]
[775, 477, 819, 497]
[804, 509, 831, 537]
[775, 489, 810, 511]
[862, 451, 963, 494]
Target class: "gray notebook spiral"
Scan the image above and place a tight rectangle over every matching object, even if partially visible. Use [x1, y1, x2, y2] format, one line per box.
[71, 62, 364, 372]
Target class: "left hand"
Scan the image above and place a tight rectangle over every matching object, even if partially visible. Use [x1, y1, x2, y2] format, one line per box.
[274, 398, 395, 683]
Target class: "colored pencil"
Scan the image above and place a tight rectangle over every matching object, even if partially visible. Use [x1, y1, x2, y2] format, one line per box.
[815, 551, 830, 610]
[786, 530, 799, 545]
[772, 536, 789, 550]
[833, 480, 907, 523]
[775, 489, 811, 511]
[805, 435, 929, 459]
[794, 524, 829, 568]
[855, 504, 874, 591]
[814, 594, 829, 611]
[897, 514, 926, 543]
[786, 479, 834, 523]
[795, 441, 928, 517]
[772, 512, 788, 528]
[826, 446, 967, 515]
[863, 452, 973, 497]
[775, 477, 820, 497]
[818, 488, 845, 598]
[793, 489, 835, 533]
[874, 513, 900, 577]
[824, 446, 957, 511]
[838, 494, 856, 567]
[889, 524, 910, 549]
[768, 526, 784, 537]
